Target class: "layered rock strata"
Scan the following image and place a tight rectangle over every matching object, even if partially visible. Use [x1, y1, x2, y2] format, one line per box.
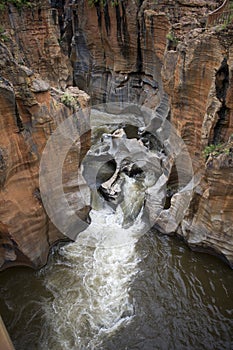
[163, 25, 233, 266]
[0, 1, 91, 270]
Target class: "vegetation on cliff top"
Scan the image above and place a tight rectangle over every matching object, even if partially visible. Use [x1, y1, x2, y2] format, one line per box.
[88, 0, 119, 7]
[0, 0, 31, 11]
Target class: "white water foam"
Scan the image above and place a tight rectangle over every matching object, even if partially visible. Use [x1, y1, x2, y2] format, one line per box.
[39, 178, 146, 350]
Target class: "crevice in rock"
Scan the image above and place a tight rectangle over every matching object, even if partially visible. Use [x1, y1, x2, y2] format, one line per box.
[181, 49, 186, 83]
[33, 188, 42, 204]
[115, 3, 121, 41]
[50, 0, 66, 37]
[72, 7, 79, 33]
[188, 192, 201, 216]
[115, 2, 130, 59]
[164, 194, 172, 210]
[122, 163, 144, 178]
[44, 214, 51, 249]
[164, 163, 178, 210]
[213, 104, 230, 144]
[213, 58, 230, 144]
[15, 101, 24, 132]
[63, 18, 73, 57]
[0, 148, 6, 189]
[38, 8, 42, 21]
[215, 58, 229, 101]
[136, 0, 144, 72]
[104, 2, 111, 35]
[95, 1, 102, 29]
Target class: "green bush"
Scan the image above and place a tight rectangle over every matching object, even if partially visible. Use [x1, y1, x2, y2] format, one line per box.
[88, 0, 119, 7]
[0, 26, 9, 41]
[0, 0, 31, 11]
[61, 93, 78, 109]
[166, 31, 178, 48]
[221, 16, 233, 30]
[203, 142, 232, 158]
[203, 144, 222, 158]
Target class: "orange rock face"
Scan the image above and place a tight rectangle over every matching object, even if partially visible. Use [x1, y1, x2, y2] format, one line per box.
[162, 27, 233, 266]
[1, 1, 73, 88]
[0, 2, 91, 270]
[0, 74, 90, 269]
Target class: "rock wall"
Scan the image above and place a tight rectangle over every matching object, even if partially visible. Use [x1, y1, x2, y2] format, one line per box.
[66, 0, 233, 267]
[69, 0, 169, 105]
[1, 0, 73, 88]
[0, 0, 91, 270]
[68, 0, 222, 104]
[167, 28, 233, 265]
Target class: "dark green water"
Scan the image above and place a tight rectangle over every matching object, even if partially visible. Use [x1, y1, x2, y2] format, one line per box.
[0, 230, 232, 350]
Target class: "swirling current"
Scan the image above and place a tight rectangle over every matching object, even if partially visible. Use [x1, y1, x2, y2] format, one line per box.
[0, 229, 233, 349]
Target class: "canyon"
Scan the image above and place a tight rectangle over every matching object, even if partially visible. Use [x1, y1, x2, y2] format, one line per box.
[0, 0, 233, 271]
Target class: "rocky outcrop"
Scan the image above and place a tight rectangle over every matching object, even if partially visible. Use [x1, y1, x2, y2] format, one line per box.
[67, 0, 222, 104]
[69, 0, 170, 105]
[1, 0, 73, 88]
[0, 1, 91, 270]
[162, 24, 233, 266]
[181, 146, 233, 264]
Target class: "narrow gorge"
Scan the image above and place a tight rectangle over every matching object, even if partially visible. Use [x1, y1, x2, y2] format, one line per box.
[0, 0, 233, 349]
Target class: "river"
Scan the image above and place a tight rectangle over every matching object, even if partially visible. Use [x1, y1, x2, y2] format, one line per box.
[0, 104, 233, 350]
[0, 229, 233, 349]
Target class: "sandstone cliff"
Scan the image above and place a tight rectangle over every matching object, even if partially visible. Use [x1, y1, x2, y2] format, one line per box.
[163, 24, 233, 266]
[0, 0, 91, 270]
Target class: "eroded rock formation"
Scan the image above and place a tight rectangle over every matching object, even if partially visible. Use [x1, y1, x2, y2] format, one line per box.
[0, 1, 91, 270]
[163, 25, 233, 265]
